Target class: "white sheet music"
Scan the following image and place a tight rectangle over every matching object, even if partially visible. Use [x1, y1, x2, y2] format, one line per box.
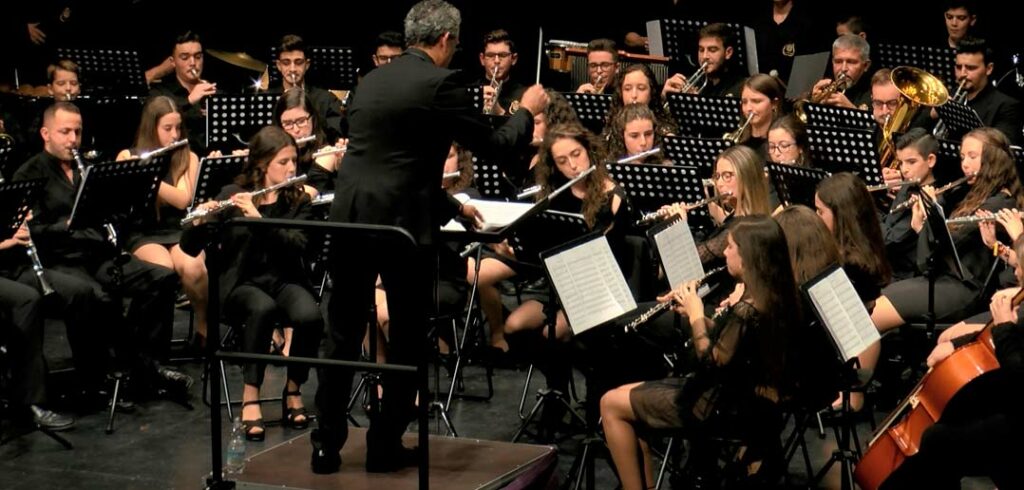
[442, 194, 536, 231]
[653, 219, 705, 290]
[806, 267, 881, 361]
[543, 235, 637, 335]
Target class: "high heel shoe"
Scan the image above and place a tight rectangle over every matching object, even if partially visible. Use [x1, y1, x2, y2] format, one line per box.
[241, 400, 265, 441]
[282, 390, 308, 430]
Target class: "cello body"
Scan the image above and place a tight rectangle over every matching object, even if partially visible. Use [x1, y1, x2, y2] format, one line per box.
[854, 328, 999, 490]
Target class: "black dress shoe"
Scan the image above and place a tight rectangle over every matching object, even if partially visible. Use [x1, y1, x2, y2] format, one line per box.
[30, 405, 75, 431]
[366, 445, 419, 473]
[310, 429, 342, 474]
[157, 367, 195, 391]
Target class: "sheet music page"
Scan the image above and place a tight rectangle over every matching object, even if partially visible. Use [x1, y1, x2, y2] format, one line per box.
[653, 219, 705, 289]
[646, 20, 664, 57]
[468, 200, 536, 230]
[806, 268, 881, 361]
[544, 236, 637, 334]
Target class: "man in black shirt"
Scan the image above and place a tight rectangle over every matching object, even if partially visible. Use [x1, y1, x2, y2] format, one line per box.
[148, 31, 218, 152]
[662, 23, 746, 100]
[12, 101, 191, 401]
[479, 29, 527, 116]
[954, 37, 1022, 144]
[810, 34, 874, 111]
[268, 35, 345, 141]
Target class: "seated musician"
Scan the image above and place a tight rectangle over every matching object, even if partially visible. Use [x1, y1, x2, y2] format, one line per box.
[604, 104, 670, 165]
[576, 38, 618, 95]
[269, 35, 345, 141]
[662, 22, 745, 100]
[767, 114, 811, 167]
[881, 129, 939, 281]
[478, 29, 526, 116]
[46, 60, 81, 101]
[809, 34, 873, 111]
[13, 101, 191, 400]
[942, 0, 979, 49]
[115, 95, 209, 345]
[273, 89, 343, 196]
[955, 37, 1023, 145]
[148, 31, 218, 153]
[600, 216, 801, 490]
[371, 31, 404, 69]
[736, 74, 786, 159]
[604, 64, 677, 139]
[880, 235, 1024, 489]
[185, 126, 322, 441]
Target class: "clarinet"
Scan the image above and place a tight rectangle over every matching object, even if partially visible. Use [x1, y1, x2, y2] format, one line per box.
[25, 227, 55, 296]
[624, 266, 727, 332]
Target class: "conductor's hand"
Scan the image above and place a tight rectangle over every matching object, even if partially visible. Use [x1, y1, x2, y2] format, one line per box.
[519, 84, 550, 117]
[231, 193, 261, 218]
[460, 203, 483, 229]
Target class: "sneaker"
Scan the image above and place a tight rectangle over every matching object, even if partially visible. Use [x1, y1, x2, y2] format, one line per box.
[30, 405, 75, 431]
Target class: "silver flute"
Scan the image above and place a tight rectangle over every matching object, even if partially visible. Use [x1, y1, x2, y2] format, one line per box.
[617, 147, 662, 164]
[635, 192, 732, 226]
[889, 173, 974, 214]
[181, 175, 308, 225]
[296, 135, 317, 146]
[945, 209, 1020, 225]
[624, 266, 727, 332]
[866, 178, 919, 192]
[311, 145, 347, 159]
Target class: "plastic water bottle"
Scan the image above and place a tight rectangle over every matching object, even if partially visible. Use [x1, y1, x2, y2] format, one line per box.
[224, 417, 246, 476]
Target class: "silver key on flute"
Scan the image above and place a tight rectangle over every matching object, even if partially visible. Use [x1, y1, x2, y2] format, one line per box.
[624, 266, 727, 332]
[181, 174, 309, 225]
[311, 145, 347, 159]
[295, 135, 317, 146]
[889, 173, 975, 214]
[635, 192, 732, 226]
[945, 209, 1019, 225]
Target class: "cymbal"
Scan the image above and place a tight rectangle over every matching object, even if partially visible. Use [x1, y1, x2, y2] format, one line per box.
[205, 49, 268, 73]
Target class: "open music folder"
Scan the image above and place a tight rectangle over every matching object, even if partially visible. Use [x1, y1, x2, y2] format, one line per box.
[541, 233, 637, 335]
[442, 195, 536, 232]
[648, 217, 712, 296]
[803, 264, 881, 362]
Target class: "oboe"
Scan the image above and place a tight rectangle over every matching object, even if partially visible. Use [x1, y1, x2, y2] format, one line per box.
[889, 173, 974, 214]
[624, 266, 727, 332]
[181, 174, 308, 225]
[635, 192, 732, 226]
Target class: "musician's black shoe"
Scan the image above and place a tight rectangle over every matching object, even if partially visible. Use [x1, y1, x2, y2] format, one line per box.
[310, 429, 342, 474]
[366, 445, 419, 473]
[30, 405, 75, 431]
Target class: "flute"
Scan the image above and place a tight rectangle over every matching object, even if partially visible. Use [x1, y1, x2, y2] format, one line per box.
[311, 145, 347, 159]
[945, 210, 1019, 225]
[616, 147, 662, 164]
[889, 173, 974, 214]
[311, 192, 334, 206]
[295, 135, 317, 146]
[635, 192, 732, 226]
[181, 175, 308, 225]
[867, 178, 919, 192]
[624, 266, 727, 332]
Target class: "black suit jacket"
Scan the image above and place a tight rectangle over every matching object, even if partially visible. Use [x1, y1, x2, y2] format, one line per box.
[969, 84, 1022, 145]
[329, 48, 534, 246]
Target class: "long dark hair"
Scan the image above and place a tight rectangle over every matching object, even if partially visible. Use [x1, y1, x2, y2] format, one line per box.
[950, 127, 1024, 222]
[606, 64, 677, 136]
[604, 104, 665, 164]
[273, 89, 326, 160]
[237, 126, 305, 207]
[536, 123, 612, 228]
[816, 173, 892, 285]
[134, 95, 191, 183]
[774, 205, 840, 284]
[729, 215, 800, 389]
[768, 114, 810, 166]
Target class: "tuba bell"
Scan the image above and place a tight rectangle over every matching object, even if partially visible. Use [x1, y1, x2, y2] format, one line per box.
[879, 66, 949, 169]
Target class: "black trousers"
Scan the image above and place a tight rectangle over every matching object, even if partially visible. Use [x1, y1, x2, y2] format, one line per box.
[51, 255, 178, 377]
[317, 239, 435, 452]
[0, 277, 46, 406]
[224, 277, 323, 387]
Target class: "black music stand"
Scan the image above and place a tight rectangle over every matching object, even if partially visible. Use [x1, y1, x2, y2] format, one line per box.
[918, 193, 966, 341]
[807, 127, 885, 186]
[934, 99, 984, 141]
[561, 92, 613, 135]
[645, 19, 757, 75]
[607, 163, 714, 230]
[875, 43, 957, 89]
[768, 163, 831, 207]
[73, 94, 146, 159]
[190, 155, 247, 210]
[268, 46, 357, 90]
[661, 135, 733, 172]
[55, 47, 148, 95]
[68, 156, 169, 434]
[798, 102, 876, 130]
[205, 94, 279, 152]
[664, 93, 742, 138]
[471, 154, 517, 199]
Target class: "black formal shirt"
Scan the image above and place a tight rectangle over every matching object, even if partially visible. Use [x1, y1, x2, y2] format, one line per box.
[148, 78, 218, 151]
[968, 84, 1023, 145]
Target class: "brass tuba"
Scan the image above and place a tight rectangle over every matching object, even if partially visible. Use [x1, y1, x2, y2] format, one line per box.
[879, 66, 949, 169]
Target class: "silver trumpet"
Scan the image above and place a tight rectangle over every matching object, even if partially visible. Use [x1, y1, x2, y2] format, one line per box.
[24, 225, 55, 296]
[723, 112, 755, 144]
[624, 266, 727, 332]
[680, 60, 709, 94]
[889, 173, 974, 214]
[181, 174, 308, 225]
[484, 65, 502, 115]
[635, 191, 732, 226]
[866, 178, 920, 192]
[946, 209, 1019, 225]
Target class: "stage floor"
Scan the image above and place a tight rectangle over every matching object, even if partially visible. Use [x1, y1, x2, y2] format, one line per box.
[231, 428, 556, 490]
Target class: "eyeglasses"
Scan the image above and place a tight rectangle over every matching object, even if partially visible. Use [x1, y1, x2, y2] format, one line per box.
[767, 141, 796, 153]
[374, 54, 400, 64]
[710, 171, 736, 182]
[871, 99, 901, 110]
[588, 62, 615, 70]
[281, 115, 311, 130]
[482, 52, 512, 60]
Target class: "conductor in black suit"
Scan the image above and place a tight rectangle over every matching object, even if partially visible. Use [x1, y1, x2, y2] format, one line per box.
[312, 0, 550, 474]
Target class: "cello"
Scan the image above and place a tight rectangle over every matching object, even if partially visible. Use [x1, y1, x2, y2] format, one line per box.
[853, 288, 1021, 490]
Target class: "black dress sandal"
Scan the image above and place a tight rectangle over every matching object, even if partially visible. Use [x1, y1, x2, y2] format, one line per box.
[281, 390, 309, 430]
[241, 400, 266, 441]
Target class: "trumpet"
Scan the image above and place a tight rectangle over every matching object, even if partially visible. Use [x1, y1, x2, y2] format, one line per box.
[889, 173, 974, 214]
[933, 79, 969, 139]
[635, 191, 732, 226]
[484, 65, 503, 115]
[181, 174, 308, 225]
[680, 61, 709, 94]
[624, 266, 727, 332]
[795, 71, 851, 122]
[723, 112, 754, 144]
[945, 211, 1019, 225]
[866, 178, 920, 193]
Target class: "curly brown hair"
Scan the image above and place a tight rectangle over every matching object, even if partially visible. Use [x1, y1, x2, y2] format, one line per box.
[236, 126, 307, 208]
[949, 127, 1024, 224]
[535, 123, 613, 228]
